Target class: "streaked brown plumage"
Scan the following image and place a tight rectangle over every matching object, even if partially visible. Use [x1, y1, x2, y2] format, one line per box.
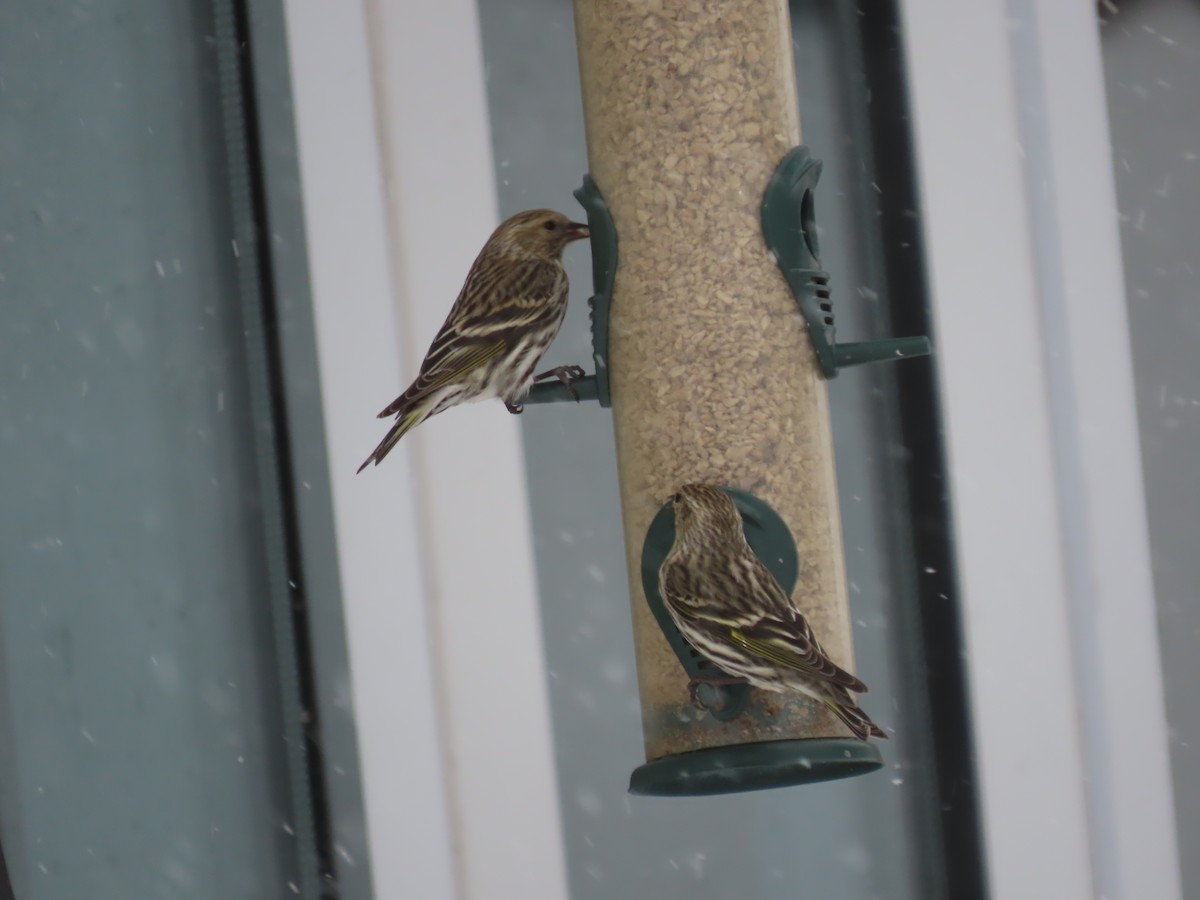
[358, 209, 589, 472]
[659, 483, 887, 740]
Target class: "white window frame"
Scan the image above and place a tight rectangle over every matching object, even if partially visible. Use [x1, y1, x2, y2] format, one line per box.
[280, 2, 568, 899]
[899, 1, 1181, 898]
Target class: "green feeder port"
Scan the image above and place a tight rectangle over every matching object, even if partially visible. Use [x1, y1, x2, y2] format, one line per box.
[524, 175, 615, 408]
[762, 146, 932, 378]
[634, 487, 883, 796]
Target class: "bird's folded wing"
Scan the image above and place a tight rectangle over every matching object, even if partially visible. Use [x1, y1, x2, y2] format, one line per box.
[729, 619, 868, 693]
[662, 565, 865, 692]
[420, 340, 508, 391]
[376, 339, 507, 418]
[401, 258, 566, 392]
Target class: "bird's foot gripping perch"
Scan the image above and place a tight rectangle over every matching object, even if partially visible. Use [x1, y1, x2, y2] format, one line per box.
[533, 364, 587, 402]
[688, 671, 750, 718]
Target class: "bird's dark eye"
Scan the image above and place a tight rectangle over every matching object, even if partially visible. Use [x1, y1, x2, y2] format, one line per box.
[543, 219, 557, 231]
[671, 493, 681, 503]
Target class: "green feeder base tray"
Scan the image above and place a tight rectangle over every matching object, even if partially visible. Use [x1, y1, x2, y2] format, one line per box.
[629, 738, 883, 797]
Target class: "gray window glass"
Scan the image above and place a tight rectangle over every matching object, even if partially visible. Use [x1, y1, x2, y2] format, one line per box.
[1101, 4, 1200, 898]
[0, 2, 331, 897]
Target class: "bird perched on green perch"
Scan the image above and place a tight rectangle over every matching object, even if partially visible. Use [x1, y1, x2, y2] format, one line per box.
[659, 483, 887, 741]
[358, 209, 590, 472]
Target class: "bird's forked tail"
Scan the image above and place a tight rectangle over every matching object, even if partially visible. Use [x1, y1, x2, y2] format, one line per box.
[823, 699, 888, 741]
[356, 402, 430, 473]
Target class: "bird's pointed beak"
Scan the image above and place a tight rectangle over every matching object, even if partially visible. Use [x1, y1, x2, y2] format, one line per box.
[565, 221, 590, 242]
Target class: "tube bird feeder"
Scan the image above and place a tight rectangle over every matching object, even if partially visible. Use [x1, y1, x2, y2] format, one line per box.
[549, 0, 927, 795]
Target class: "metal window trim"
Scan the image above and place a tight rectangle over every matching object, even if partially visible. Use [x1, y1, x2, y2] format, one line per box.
[279, 1, 569, 899]
[898, 2, 1181, 898]
[277, 3, 457, 898]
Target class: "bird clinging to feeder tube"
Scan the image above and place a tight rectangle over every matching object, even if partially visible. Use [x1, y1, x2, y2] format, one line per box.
[658, 484, 887, 743]
[357, 209, 590, 471]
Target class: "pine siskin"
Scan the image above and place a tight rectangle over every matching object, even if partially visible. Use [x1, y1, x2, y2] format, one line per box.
[358, 209, 589, 472]
[659, 483, 887, 740]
